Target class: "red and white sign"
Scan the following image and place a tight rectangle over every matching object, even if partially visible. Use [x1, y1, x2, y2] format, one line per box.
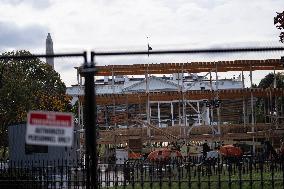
[26, 111, 74, 147]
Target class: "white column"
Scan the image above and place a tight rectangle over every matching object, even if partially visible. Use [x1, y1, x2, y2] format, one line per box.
[207, 108, 210, 125]
[197, 101, 201, 125]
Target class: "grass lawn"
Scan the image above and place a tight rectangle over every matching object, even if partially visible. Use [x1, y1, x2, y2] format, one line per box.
[101, 164, 283, 189]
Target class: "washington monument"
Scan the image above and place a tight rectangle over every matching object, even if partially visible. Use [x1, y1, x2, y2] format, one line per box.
[46, 33, 54, 68]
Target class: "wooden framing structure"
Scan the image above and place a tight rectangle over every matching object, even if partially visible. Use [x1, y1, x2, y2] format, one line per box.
[76, 58, 284, 145]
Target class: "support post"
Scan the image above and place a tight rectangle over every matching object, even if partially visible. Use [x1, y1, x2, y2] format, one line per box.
[182, 85, 186, 126]
[178, 72, 181, 126]
[126, 95, 129, 127]
[171, 102, 174, 126]
[215, 63, 221, 134]
[177, 71, 182, 138]
[197, 101, 201, 125]
[242, 71, 246, 127]
[111, 67, 114, 92]
[149, 102, 152, 119]
[80, 52, 97, 189]
[158, 102, 161, 127]
[209, 71, 213, 126]
[145, 67, 151, 138]
[184, 101, 187, 126]
[250, 66, 255, 154]
[210, 106, 214, 126]
[273, 67, 278, 128]
[181, 65, 186, 138]
[111, 67, 117, 129]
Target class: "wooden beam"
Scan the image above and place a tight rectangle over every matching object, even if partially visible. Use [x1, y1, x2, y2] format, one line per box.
[96, 59, 283, 76]
[78, 88, 284, 105]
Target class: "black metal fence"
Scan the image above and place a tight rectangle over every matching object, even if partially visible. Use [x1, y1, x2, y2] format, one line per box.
[1, 49, 284, 189]
[0, 157, 283, 189]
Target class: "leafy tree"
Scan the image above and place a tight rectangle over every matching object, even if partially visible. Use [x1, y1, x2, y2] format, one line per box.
[0, 50, 72, 158]
[71, 100, 79, 119]
[258, 73, 284, 89]
[274, 11, 284, 43]
[255, 73, 284, 123]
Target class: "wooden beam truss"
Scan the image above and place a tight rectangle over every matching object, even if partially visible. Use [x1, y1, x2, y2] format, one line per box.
[79, 88, 284, 105]
[96, 59, 283, 76]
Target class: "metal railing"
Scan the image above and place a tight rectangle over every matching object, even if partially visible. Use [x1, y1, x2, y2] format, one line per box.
[0, 156, 283, 189]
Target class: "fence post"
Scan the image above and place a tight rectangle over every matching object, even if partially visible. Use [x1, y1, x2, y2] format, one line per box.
[140, 162, 144, 189]
[260, 160, 264, 189]
[159, 162, 162, 189]
[178, 161, 181, 189]
[169, 161, 172, 189]
[249, 156, 253, 189]
[80, 52, 97, 189]
[238, 160, 242, 189]
[150, 163, 153, 189]
[217, 157, 221, 189]
[197, 165, 201, 189]
[123, 162, 127, 189]
[271, 161, 275, 189]
[187, 162, 191, 189]
[282, 160, 284, 189]
[228, 161, 232, 189]
[207, 163, 211, 189]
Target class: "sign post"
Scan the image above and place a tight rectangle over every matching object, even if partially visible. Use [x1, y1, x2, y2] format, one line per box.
[26, 111, 74, 147]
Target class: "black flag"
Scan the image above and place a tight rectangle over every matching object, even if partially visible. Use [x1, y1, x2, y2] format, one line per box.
[147, 43, 152, 57]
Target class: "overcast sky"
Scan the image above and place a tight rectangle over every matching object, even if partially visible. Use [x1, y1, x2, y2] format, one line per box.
[0, 0, 284, 86]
